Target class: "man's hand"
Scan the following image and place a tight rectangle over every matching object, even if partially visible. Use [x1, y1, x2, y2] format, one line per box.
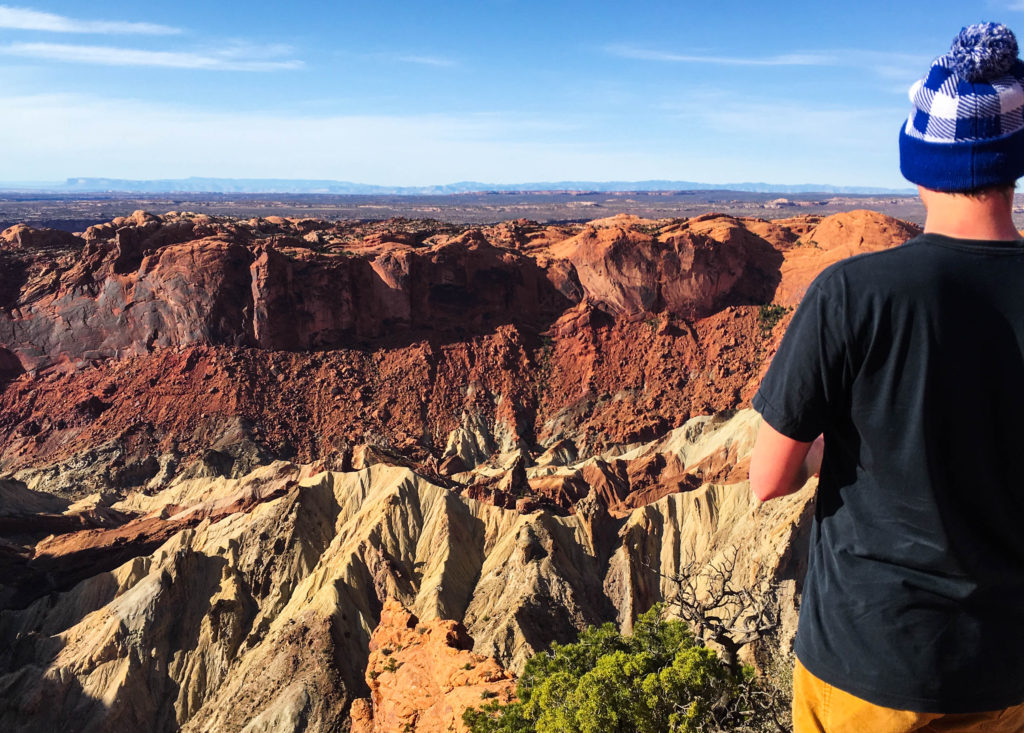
[749, 419, 823, 501]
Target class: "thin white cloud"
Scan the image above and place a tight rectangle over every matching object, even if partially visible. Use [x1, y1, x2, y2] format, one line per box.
[0, 5, 180, 35]
[609, 44, 933, 89]
[216, 40, 297, 60]
[847, 50, 933, 81]
[607, 44, 836, 66]
[0, 92, 650, 184]
[0, 91, 907, 189]
[393, 54, 457, 67]
[0, 42, 302, 71]
[661, 91, 896, 150]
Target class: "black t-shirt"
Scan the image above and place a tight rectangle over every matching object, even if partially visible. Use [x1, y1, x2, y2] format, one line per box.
[754, 233, 1024, 713]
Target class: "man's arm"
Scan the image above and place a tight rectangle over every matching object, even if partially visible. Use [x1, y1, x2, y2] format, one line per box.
[749, 419, 824, 501]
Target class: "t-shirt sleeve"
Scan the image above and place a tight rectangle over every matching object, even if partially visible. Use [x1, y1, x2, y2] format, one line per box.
[753, 274, 850, 442]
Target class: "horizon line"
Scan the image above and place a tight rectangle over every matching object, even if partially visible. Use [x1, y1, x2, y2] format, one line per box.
[0, 176, 917, 196]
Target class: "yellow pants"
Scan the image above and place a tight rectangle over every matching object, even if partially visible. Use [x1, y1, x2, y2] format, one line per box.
[793, 659, 1024, 732]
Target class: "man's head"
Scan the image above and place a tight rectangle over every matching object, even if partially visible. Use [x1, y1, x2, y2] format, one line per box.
[900, 23, 1024, 193]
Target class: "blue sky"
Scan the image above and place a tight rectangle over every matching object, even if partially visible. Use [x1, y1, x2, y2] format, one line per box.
[1, 1, 1022, 188]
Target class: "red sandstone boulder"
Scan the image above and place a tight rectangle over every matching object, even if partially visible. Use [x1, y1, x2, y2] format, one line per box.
[350, 600, 516, 733]
[0, 224, 81, 250]
[774, 210, 919, 306]
[547, 216, 781, 319]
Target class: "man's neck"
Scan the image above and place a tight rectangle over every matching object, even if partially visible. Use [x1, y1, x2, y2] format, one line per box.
[919, 186, 1021, 241]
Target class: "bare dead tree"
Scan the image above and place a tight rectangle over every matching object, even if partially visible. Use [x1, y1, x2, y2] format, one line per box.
[642, 547, 791, 732]
[644, 547, 779, 676]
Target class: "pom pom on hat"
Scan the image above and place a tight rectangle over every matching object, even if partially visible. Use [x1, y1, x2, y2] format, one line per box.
[950, 22, 1018, 82]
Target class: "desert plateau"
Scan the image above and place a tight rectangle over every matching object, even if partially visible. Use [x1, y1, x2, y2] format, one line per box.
[0, 204, 919, 731]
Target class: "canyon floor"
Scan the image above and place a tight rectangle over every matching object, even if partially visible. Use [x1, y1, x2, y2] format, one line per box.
[0, 205, 919, 731]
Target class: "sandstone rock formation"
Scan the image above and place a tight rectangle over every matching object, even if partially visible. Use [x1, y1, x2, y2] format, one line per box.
[0, 409, 811, 732]
[0, 208, 914, 731]
[350, 600, 516, 732]
[773, 209, 919, 306]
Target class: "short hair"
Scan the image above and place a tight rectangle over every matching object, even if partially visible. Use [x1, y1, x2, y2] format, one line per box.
[953, 181, 1017, 203]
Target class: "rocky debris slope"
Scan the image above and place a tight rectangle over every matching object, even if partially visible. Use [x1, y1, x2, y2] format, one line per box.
[0, 209, 915, 506]
[0, 208, 914, 731]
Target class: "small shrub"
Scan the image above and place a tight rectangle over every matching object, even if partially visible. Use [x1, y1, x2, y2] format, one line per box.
[758, 304, 791, 337]
[462, 604, 787, 733]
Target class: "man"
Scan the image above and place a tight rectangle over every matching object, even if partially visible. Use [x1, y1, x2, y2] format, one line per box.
[750, 22, 1024, 732]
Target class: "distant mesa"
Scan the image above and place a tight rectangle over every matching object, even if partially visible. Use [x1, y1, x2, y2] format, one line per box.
[0, 176, 915, 196]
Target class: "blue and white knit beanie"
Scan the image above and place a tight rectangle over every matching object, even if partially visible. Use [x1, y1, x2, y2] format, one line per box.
[900, 22, 1024, 191]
